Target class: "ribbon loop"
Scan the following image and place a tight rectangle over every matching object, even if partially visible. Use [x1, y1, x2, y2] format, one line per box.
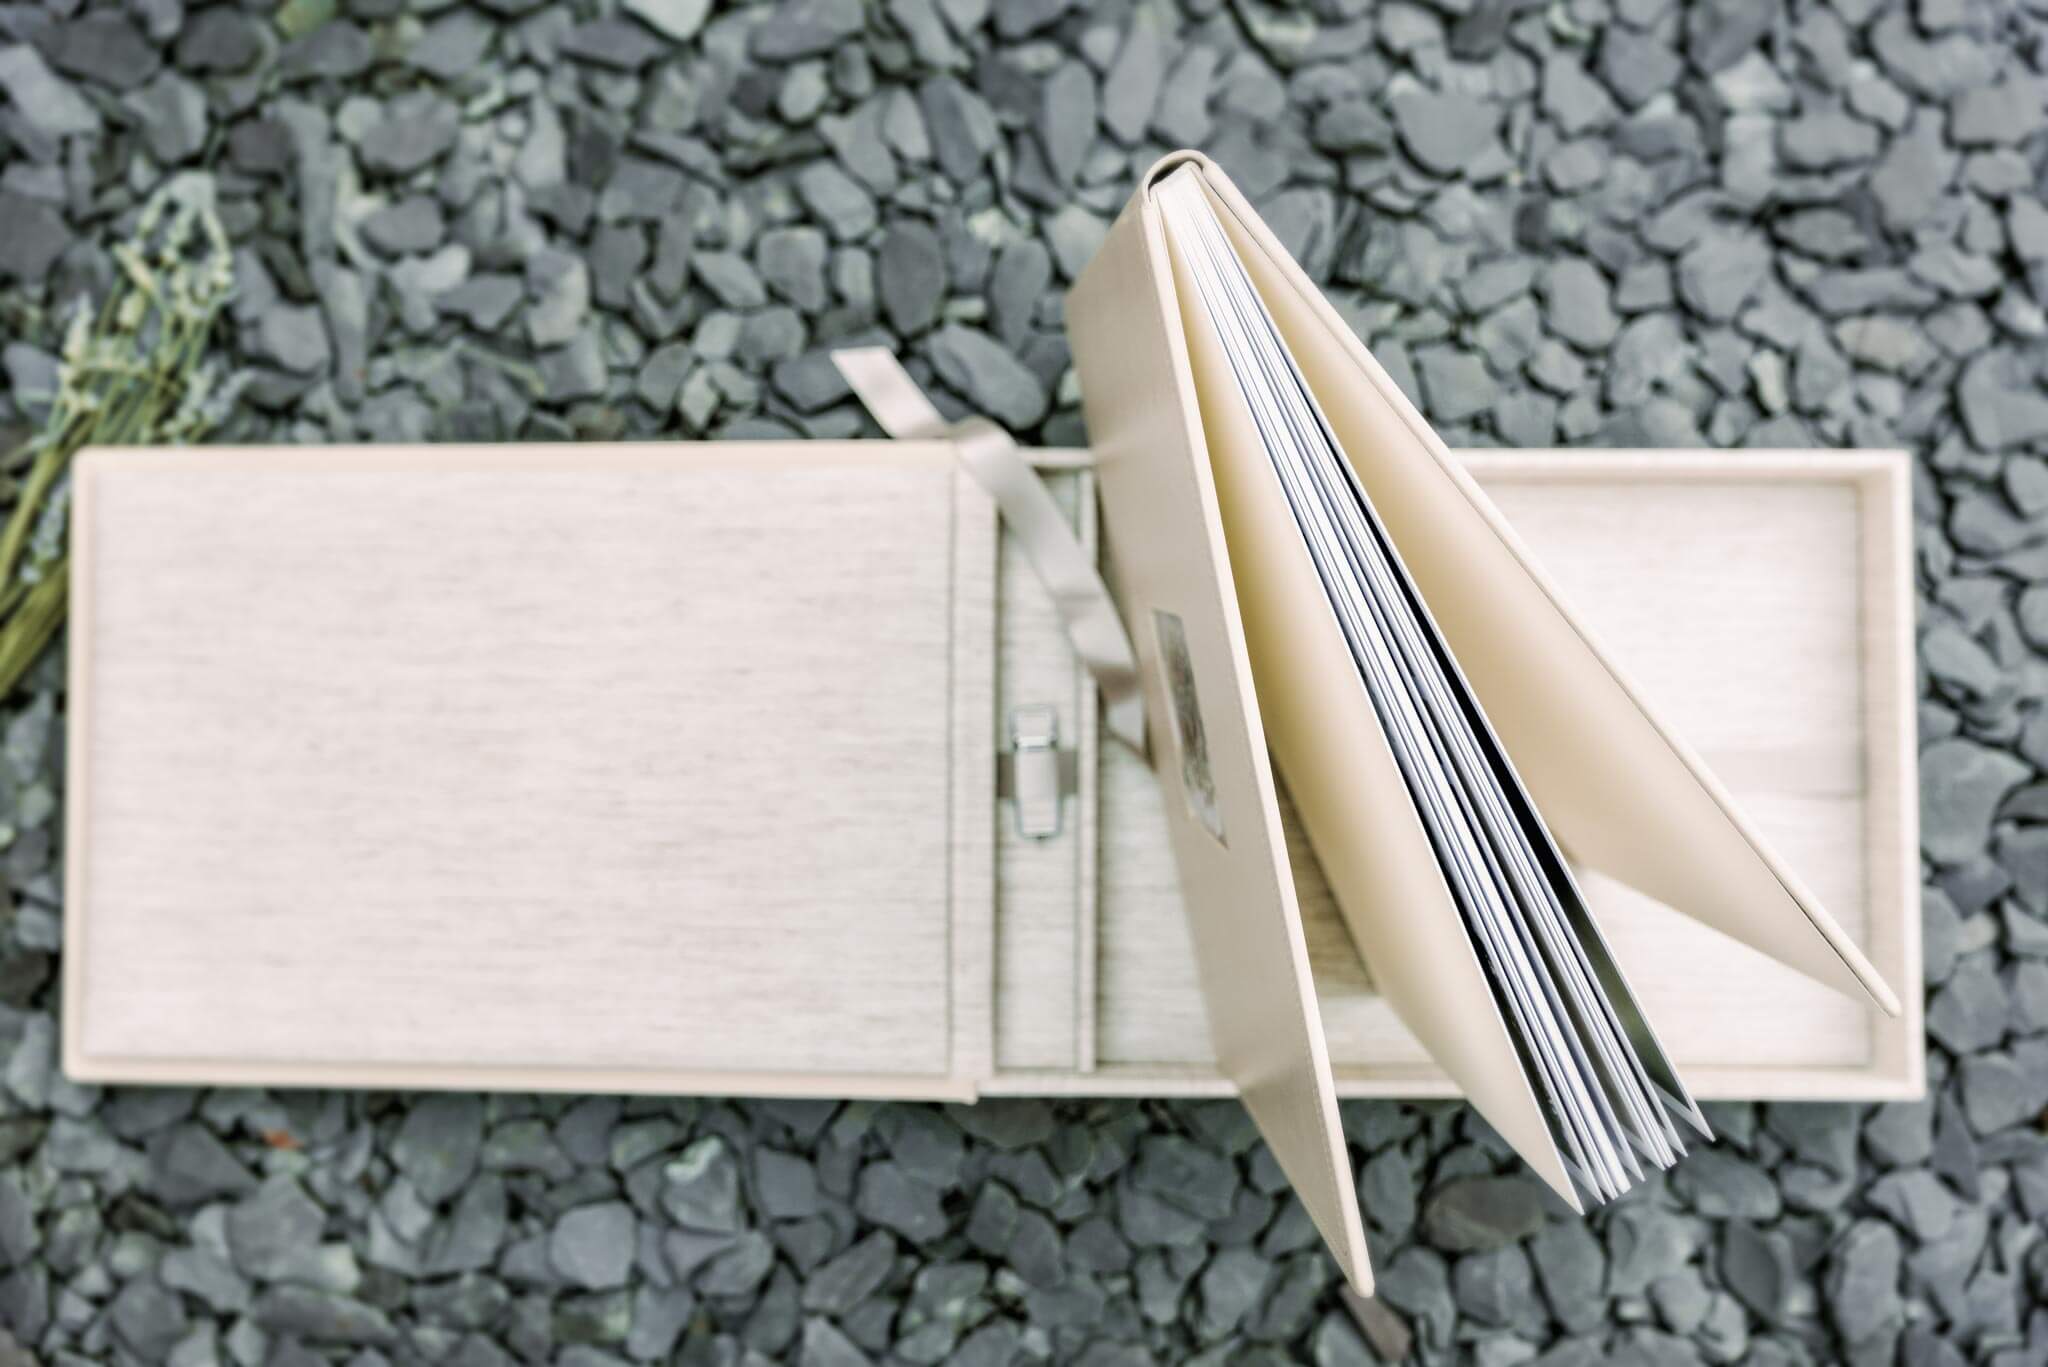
[831, 347, 1148, 759]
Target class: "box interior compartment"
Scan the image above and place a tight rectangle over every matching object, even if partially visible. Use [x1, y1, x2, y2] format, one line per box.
[990, 450, 1920, 1102]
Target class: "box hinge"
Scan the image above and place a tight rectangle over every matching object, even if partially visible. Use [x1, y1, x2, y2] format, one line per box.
[996, 704, 1078, 841]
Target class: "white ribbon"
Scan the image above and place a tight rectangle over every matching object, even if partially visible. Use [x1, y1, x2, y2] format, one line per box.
[831, 347, 1147, 758]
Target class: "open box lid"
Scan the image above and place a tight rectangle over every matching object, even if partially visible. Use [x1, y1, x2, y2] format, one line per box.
[1066, 159, 1374, 1293]
[65, 442, 1000, 1100]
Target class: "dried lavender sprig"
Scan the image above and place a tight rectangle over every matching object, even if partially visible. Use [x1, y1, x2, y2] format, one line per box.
[0, 184, 239, 697]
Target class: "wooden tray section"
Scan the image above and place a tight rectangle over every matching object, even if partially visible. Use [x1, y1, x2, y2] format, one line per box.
[992, 449, 1922, 1102]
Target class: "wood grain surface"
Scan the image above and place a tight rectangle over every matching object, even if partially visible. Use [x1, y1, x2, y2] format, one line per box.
[66, 444, 1917, 1101]
[67, 443, 994, 1096]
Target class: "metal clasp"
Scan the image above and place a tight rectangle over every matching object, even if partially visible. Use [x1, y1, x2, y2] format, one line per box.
[997, 704, 1076, 841]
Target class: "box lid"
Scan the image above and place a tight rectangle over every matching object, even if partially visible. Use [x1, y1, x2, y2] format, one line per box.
[65, 442, 997, 1099]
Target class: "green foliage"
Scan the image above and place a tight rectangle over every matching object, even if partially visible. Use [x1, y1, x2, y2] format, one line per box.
[0, 184, 240, 697]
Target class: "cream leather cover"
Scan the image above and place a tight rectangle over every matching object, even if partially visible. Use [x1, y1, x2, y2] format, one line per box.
[1067, 155, 1375, 1293]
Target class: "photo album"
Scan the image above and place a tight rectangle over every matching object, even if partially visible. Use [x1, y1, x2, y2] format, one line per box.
[1067, 153, 1901, 1286]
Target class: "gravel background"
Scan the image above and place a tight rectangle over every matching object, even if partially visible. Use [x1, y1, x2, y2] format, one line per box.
[0, 0, 2044, 1362]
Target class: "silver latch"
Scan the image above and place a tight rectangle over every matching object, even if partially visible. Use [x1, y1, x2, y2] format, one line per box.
[997, 704, 1077, 841]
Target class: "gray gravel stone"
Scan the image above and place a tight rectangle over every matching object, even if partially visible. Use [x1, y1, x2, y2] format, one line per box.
[0, 44, 100, 138]
[1390, 88, 1499, 175]
[0, 1177, 30, 1270]
[1687, 0, 1772, 71]
[255, 1286, 398, 1346]
[1040, 60, 1096, 186]
[161, 1240, 252, 1315]
[54, 12, 159, 89]
[1529, 1220, 1603, 1332]
[560, 18, 667, 69]
[358, 92, 461, 175]
[928, 325, 1047, 429]
[1420, 1176, 1546, 1252]
[110, 1274, 189, 1359]
[363, 198, 446, 256]
[921, 77, 997, 184]
[253, 305, 332, 376]
[174, 8, 263, 72]
[877, 223, 947, 336]
[1598, 29, 1684, 108]
[755, 1148, 820, 1221]
[1678, 233, 1773, 324]
[1415, 346, 1496, 423]
[1451, 1244, 1535, 1328]
[425, 1174, 508, 1275]
[800, 1316, 874, 1366]
[1673, 1149, 1781, 1221]
[409, 11, 494, 79]
[1825, 1220, 1902, 1343]
[279, 21, 371, 81]
[439, 275, 523, 333]
[801, 1230, 893, 1313]
[1541, 54, 1615, 135]
[752, 0, 866, 61]
[226, 1176, 328, 1281]
[1959, 1045, 2048, 1132]
[148, 1123, 257, 1207]
[663, 1136, 743, 1233]
[392, 1096, 484, 1206]
[124, 71, 209, 164]
[1958, 351, 2048, 449]
[624, 0, 710, 40]
[1606, 1205, 1702, 1297]
[796, 162, 878, 242]
[1867, 1169, 1960, 1241]
[1927, 959, 2008, 1054]
[1536, 259, 1619, 350]
[856, 1160, 946, 1241]
[1922, 738, 2030, 865]
[550, 1201, 637, 1291]
[1130, 1134, 1238, 1223]
[0, 193, 71, 282]
[1780, 109, 1879, 169]
[1100, 11, 1167, 146]
[1376, 1246, 1454, 1350]
[1869, 113, 1957, 232]
[1719, 1220, 1787, 1321]
[949, 1100, 1054, 1151]
[1765, 1103, 1858, 1177]
[527, 249, 593, 349]
[1198, 1244, 1271, 1336]
[758, 227, 829, 313]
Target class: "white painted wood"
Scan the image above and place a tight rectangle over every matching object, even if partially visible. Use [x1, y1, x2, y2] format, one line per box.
[67, 444, 995, 1098]
[1083, 450, 1921, 1100]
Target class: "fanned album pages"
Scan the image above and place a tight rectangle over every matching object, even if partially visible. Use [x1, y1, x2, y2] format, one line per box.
[1155, 167, 1708, 1203]
[1065, 151, 1902, 1287]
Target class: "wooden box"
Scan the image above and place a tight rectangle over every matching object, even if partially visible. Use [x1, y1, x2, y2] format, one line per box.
[63, 444, 1921, 1103]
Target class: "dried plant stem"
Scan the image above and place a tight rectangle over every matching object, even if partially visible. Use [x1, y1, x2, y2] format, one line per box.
[0, 184, 239, 698]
